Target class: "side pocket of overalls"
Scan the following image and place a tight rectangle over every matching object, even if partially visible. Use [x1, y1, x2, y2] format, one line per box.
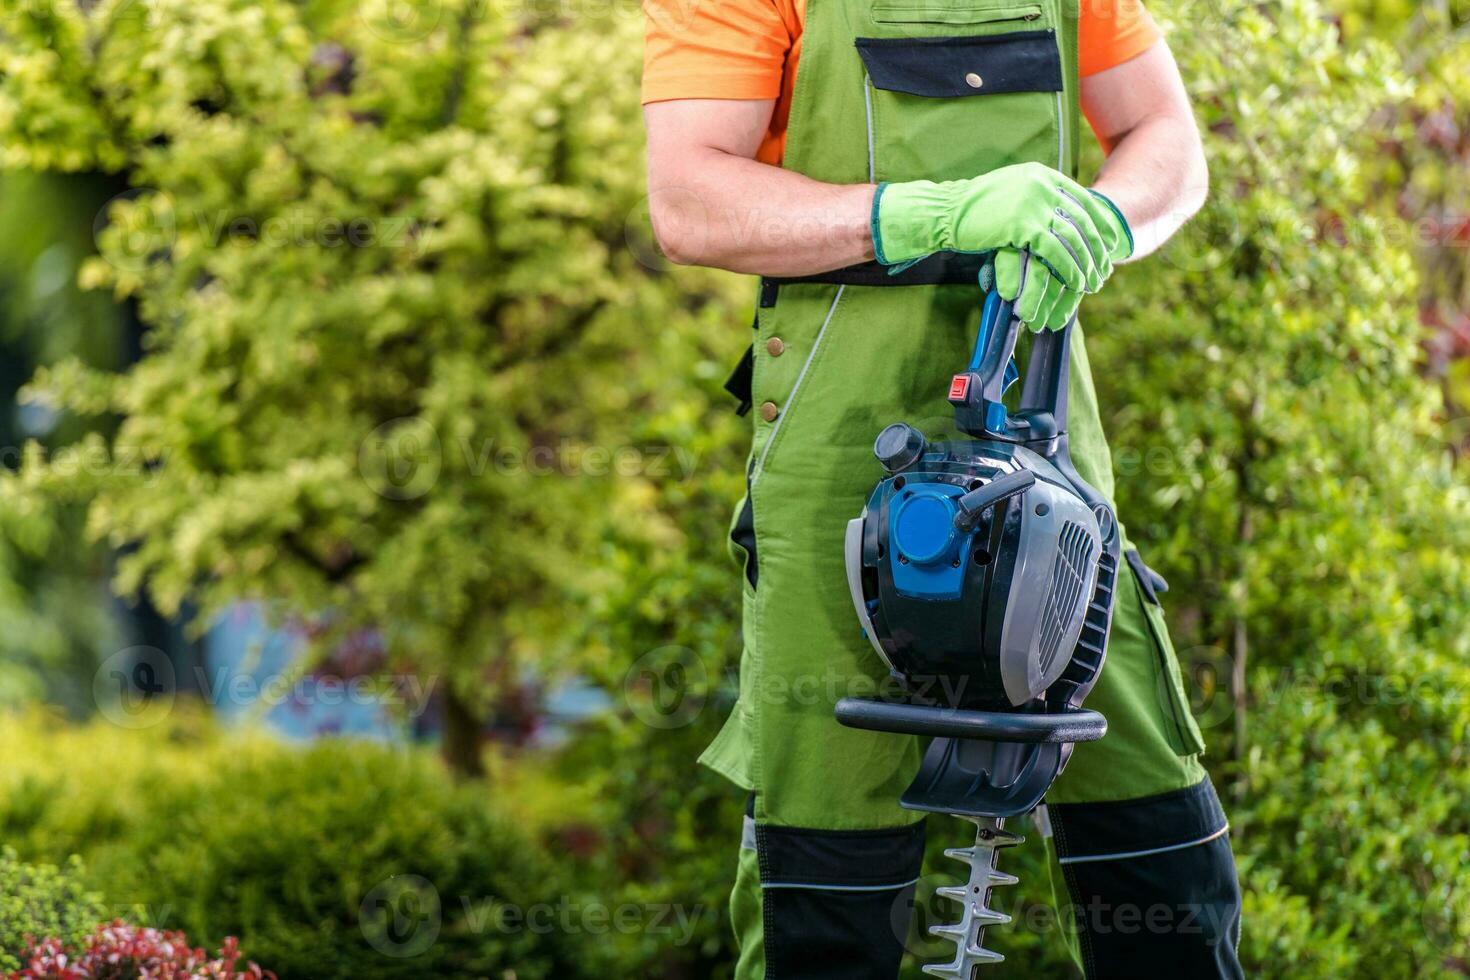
[729, 492, 758, 591]
[1126, 549, 1207, 757]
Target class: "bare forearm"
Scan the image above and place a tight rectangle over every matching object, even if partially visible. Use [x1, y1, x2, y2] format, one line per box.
[1091, 113, 1207, 262]
[648, 148, 876, 275]
[1082, 43, 1209, 263]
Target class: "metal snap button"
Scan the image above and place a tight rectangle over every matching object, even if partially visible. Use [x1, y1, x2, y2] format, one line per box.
[760, 401, 780, 422]
[766, 337, 785, 356]
[965, 72, 984, 89]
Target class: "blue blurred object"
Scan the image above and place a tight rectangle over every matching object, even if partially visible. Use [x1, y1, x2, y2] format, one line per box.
[203, 602, 614, 746]
[203, 602, 408, 741]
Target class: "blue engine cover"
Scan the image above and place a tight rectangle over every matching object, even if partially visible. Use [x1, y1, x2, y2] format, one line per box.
[888, 482, 972, 600]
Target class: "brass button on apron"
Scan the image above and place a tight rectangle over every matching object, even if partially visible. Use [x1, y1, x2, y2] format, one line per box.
[760, 401, 780, 422]
[965, 72, 984, 89]
[766, 337, 786, 356]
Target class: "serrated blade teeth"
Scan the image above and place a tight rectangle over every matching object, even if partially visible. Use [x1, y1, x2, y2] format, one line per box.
[920, 948, 1006, 979]
[965, 946, 1005, 964]
[925, 818, 1016, 973]
[928, 922, 968, 941]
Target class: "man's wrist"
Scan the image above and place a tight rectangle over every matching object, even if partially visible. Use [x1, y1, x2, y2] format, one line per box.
[870, 182, 890, 264]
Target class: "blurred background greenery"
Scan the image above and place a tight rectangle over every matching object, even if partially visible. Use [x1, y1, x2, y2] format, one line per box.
[0, 0, 1466, 977]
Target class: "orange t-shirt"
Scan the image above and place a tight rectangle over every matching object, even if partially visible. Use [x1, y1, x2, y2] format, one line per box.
[642, 0, 1161, 165]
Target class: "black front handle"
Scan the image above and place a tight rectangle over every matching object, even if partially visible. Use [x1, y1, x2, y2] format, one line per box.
[835, 697, 1108, 744]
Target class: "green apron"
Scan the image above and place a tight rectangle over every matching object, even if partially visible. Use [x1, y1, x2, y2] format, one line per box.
[702, 0, 1212, 973]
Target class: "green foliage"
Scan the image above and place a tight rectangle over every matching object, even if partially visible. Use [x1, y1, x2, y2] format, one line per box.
[0, 0, 746, 738]
[0, 1, 750, 975]
[0, 847, 105, 973]
[0, 170, 131, 713]
[1085, 1, 1470, 976]
[1339, 1, 1470, 415]
[0, 709, 580, 980]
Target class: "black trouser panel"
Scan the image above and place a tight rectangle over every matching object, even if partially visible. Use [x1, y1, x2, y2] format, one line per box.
[1050, 778, 1243, 980]
[757, 817, 925, 979]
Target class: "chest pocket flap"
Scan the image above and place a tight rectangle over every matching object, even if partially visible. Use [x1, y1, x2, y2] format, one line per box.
[855, 31, 1063, 98]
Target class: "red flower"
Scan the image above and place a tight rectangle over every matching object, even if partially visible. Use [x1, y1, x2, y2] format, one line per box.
[8, 922, 273, 980]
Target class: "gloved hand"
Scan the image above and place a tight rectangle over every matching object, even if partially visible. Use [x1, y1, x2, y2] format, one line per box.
[872, 162, 1133, 331]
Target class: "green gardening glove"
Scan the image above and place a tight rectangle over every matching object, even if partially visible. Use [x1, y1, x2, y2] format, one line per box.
[872, 161, 1133, 331]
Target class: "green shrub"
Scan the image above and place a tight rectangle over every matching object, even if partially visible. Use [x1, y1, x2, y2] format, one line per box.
[0, 848, 104, 973]
[0, 711, 574, 980]
[1085, 1, 1470, 977]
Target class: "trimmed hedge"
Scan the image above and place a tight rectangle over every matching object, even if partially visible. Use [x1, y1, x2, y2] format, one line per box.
[0, 711, 574, 980]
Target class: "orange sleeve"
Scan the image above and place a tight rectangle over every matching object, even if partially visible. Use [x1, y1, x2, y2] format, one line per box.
[641, 0, 796, 104]
[1077, 0, 1161, 78]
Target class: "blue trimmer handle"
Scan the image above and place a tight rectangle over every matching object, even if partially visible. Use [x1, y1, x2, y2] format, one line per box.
[951, 269, 1025, 438]
[965, 288, 1021, 386]
[950, 252, 1071, 445]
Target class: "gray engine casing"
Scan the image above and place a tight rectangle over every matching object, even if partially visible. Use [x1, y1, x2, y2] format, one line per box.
[994, 472, 1102, 704]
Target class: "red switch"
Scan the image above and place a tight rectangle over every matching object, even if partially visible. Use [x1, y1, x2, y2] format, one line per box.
[948, 374, 971, 403]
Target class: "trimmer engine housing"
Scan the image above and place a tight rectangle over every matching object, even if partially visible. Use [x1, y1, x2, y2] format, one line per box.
[848, 436, 1110, 710]
[836, 286, 1121, 819]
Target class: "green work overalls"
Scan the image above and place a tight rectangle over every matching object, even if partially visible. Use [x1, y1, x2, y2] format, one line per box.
[699, 0, 1242, 975]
